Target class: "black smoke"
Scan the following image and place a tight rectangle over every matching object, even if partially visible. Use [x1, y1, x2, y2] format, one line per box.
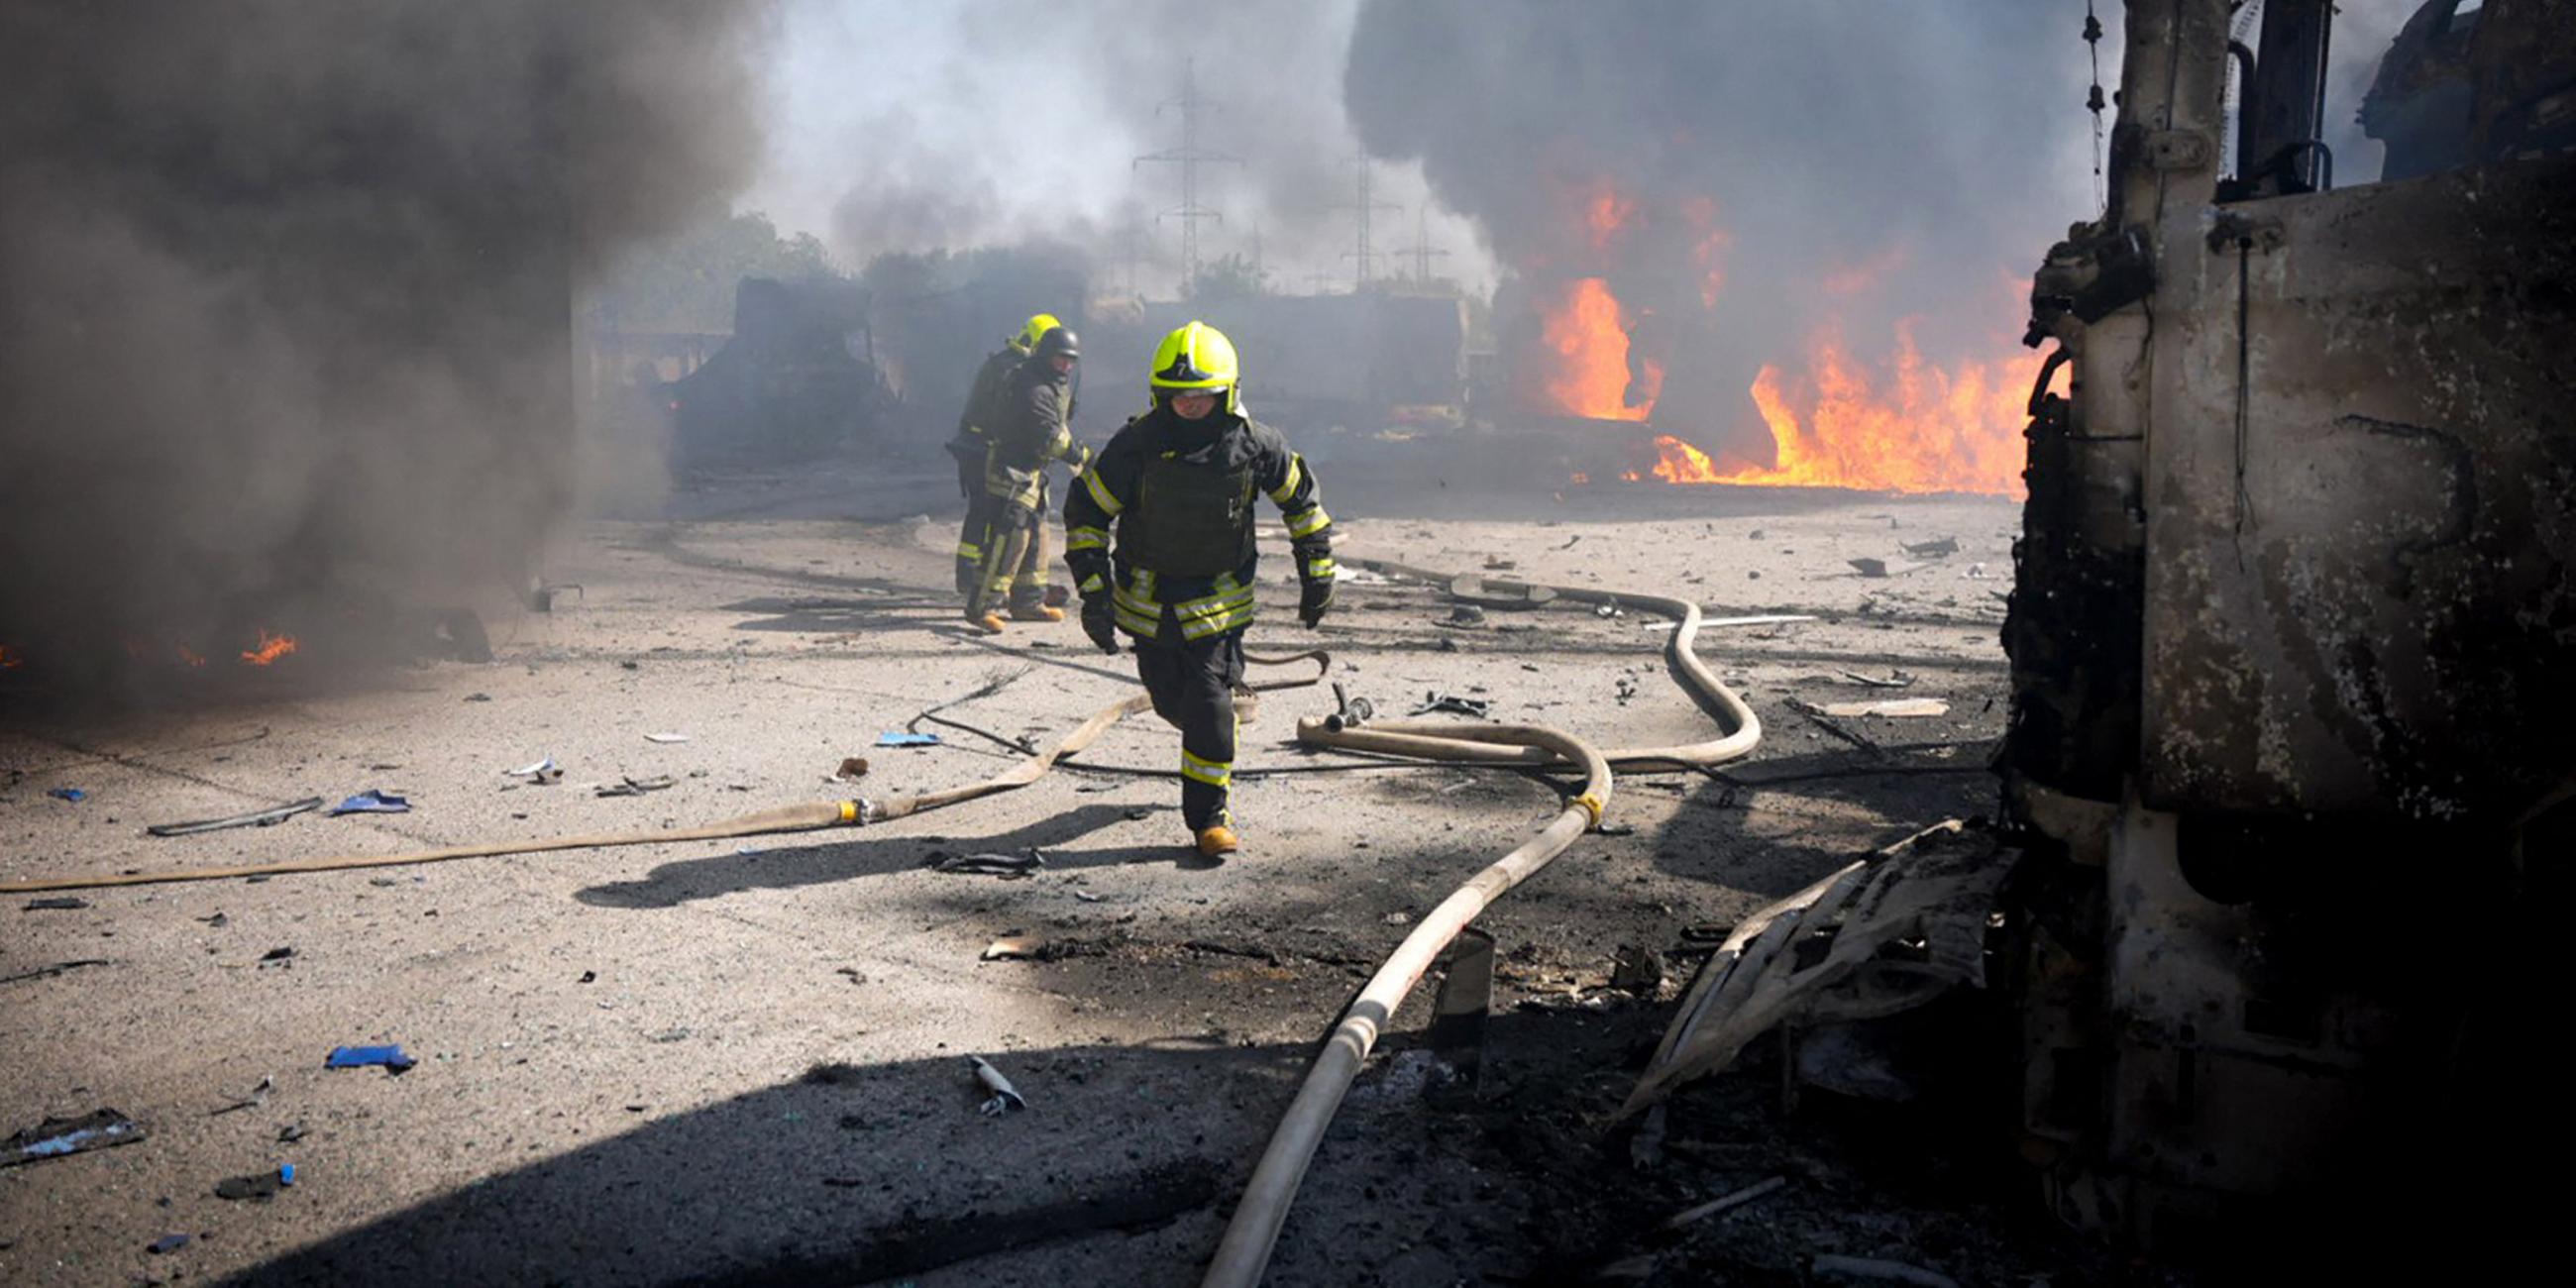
[0, 1, 766, 686]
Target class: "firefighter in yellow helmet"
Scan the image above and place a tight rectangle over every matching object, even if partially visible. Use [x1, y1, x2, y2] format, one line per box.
[1062, 321, 1334, 857]
[963, 323, 1090, 631]
[947, 312, 1064, 599]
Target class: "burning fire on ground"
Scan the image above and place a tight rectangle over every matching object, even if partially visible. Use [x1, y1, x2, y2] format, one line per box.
[241, 631, 300, 667]
[1522, 182, 2038, 497]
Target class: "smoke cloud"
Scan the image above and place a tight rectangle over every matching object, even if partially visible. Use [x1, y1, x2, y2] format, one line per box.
[1343, 0, 2096, 461]
[0, 1, 767, 684]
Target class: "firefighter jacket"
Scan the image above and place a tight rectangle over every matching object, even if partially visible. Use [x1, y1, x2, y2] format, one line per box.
[980, 357, 1082, 509]
[1063, 404, 1333, 642]
[947, 345, 1020, 462]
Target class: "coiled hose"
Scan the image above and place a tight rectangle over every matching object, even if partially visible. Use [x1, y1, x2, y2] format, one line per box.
[1201, 562, 1765, 1288]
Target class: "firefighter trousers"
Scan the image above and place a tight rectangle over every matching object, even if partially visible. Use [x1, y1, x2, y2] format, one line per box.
[951, 444, 988, 594]
[965, 483, 1050, 618]
[1134, 626, 1244, 831]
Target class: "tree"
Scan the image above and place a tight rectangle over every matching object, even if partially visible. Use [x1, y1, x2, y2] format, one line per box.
[1184, 252, 1267, 302]
[594, 212, 844, 334]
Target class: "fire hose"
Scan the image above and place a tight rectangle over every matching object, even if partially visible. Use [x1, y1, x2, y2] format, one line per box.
[1200, 561, 1766, 1288]
[0, 652, 1332, 896]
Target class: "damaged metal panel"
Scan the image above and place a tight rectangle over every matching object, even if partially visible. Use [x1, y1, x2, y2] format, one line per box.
[2137, 155, 2576, 821]
[1622, 822, 2016, 1117]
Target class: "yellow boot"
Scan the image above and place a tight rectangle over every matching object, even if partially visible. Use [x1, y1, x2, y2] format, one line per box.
[1011, 603, 1066, 622]
[1195, 823, 1240, 858]
[967, 610, 1008, 635]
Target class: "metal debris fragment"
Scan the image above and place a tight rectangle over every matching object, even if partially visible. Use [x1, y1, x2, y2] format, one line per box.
[5, 1109, 147, 1167]
[148, 797, 325, 837]
[931, 849, 1047, 878]
[970, 1056, 1026, 1116]
[1819, 698, 1949, 718]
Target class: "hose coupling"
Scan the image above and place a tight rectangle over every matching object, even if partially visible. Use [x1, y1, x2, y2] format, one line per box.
[1572, 792, 1606, 831]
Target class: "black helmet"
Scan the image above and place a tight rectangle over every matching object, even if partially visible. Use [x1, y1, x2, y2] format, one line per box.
[1032, 325, 1079, 363]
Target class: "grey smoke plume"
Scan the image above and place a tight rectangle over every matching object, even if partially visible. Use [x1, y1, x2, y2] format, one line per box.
[1344, 0, 2096, 452]
[0, 1, 766, 684]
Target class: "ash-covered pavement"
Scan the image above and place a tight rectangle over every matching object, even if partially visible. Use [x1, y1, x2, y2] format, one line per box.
[1, 465, 2167, 1286]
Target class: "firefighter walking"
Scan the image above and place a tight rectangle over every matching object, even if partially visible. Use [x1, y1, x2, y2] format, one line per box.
[963, 323, 1089, 632]
[947, 313, 1069, 596]
[1063, 321, 1333, 857]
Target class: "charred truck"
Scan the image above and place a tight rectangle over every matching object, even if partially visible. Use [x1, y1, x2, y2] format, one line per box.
[2003, 0, 2573, 1263]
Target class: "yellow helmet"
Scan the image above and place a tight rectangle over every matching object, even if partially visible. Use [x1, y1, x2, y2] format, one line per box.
[1014, 312, 1063, 353]
[1149, 320, 1240, 413]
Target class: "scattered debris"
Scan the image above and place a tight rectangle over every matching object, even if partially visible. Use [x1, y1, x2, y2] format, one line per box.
[833, 756, 870, 782]
[1848, 558, 1888, 578]
[0, 958, 113, 985]
[465, 692, 493, 702]
[1962, 562, 1995, 580]
[930, 849, 1047, 878]
[1409, 692, 1491, 718]
[1594, 601, 1623, 618]
[1820, 698, 1950, 718]
[199, 912, 229, 926]
[324, 1044, 416, 1074]
[1614, 677, 1639, 703]
[1811, 1255, 1960, 1288]
[506, 756, 555, 778]
[1610, 944, 1666, 997]
[835, 966, 869, 985]
[148, 1234, 192, 1254]
[1663, 1175, 1789, 1231]
[981, 936, 1041, 961]
[578, 970, 596, 984]
[595, 775, 675, 798]
[277, 1124, 307, 1143]
[644, 731, 691, 744]
[148, 796, 325, 837]
[1597, 821, 1637, 836]
[22, 896, 89, 912]
[47, 788, 85, 803]
[325, 789, 409, 815]
[1838, 670, 1916, 690]
[210, 1075, 274, 1117]
[526, 581, 583, 612]
[875, 731, 941, 748]
[214, 1164, 296, 1202]
[970, 1056, 1026, 1116]
[1900, 536, 1960, 558]
[5, 1109, 147, 1167]
[260, 946, 295, 962]
[1443, 604, 1487, 627]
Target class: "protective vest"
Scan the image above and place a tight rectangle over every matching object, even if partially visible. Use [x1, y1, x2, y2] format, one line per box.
[1120, 452, 1257, 578]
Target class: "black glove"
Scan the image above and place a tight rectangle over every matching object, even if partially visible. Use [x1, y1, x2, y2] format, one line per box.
[1298, 579, 1333, 629]
[1081, 597, 1121, 654]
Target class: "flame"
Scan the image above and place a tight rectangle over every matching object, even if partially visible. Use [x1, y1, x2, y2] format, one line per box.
[240, 631, 299, 667]
[1651, 435, 1722, 483]
[1538, 277, 1660, 421]
[1678, 196, 1730, 307]
[1691, 327, 2039, 495]
[1584, 183, 1636, 251]
[0, 643, 24, 670]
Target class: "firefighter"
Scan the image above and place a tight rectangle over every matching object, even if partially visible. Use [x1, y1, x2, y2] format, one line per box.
[965, 324, 1089, 632]
[948, 313, 1062, 596]
[1063, 321, 1334, 857]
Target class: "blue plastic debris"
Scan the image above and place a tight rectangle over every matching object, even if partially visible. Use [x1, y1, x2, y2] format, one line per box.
[148, 1234, 192, 1254]
[47, 788, 85, 803]
[214, 1163, 295, 1201]
[874, 731, 941, 747]
[5, 1109, 146, 1167]
[324, 1044, 416, 1072]
[325, 790, 410, 816]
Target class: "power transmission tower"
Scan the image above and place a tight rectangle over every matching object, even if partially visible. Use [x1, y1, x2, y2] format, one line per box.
[1335, 155, 1402, 289]
[1132, 57, 1238, 290]
[1405, 204, 1451, 285]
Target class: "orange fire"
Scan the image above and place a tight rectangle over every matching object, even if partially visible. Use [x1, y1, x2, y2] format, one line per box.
[1703, 328, 2041, 495]
[1539, 277, 1661, 421]
[1678, 196, 1730, 307]
[1584, 183, 1636, 251]
[240, 631, 299, 667]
